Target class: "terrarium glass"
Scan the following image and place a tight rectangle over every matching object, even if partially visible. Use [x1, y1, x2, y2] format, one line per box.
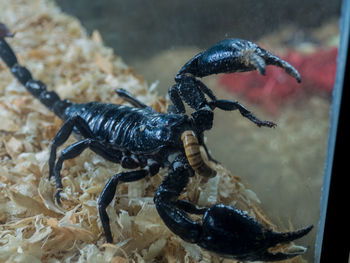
[0, 0, 344, 262]
[56, 1, 341, 261]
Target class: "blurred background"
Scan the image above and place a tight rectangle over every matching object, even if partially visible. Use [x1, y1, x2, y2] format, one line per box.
[55, 0, 341, 261]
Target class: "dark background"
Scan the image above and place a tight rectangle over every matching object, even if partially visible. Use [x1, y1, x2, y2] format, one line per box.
[56, 0, 341, 64]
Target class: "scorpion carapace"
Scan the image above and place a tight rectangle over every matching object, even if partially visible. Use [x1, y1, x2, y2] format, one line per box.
[0, 22, 312, 262]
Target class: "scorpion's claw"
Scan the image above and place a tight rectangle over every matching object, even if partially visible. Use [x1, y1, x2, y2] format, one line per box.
[257, 45, 302, 83]
[177, 38, 301, 83]
[198, 204, 312, 261]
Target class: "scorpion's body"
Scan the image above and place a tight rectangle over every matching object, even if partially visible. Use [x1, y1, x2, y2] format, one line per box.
[61, 102, 197, 180]
[66, 102, 188, 154]
[1, 22, 312, 262]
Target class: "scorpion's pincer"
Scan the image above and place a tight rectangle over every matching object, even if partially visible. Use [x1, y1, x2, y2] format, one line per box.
[198, 204, 313, 261]
[177, 38, 301, 83]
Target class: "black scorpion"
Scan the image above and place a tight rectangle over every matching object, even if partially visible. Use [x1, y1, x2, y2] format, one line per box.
[0, 23, 312, 262]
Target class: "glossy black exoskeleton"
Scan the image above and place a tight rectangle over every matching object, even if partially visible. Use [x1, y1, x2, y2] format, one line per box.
[170, 39, 300, 128]
[0, 23, 312, 262]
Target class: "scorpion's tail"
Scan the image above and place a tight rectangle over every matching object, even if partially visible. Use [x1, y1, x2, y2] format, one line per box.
[0, 23, 71, 119]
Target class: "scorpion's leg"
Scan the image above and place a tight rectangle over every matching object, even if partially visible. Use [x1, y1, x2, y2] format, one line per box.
[49, 115, 94, 201]
[173, 74, 275, 128]
[116, 88, 148, 108]
[98, 166, 159, 243]
[54, 140, 133, 204]
[53, 142, 154, 204]
[52, 138, 96, 203]
[52, 137, 123, 202]
[208, 99, 276, 128]
[52, 138, 123, 202]
[49, 115, 93, 179]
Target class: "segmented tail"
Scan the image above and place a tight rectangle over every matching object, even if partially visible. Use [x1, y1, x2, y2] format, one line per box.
[181, 130, 216, 178]
[0, 23, 71, 119]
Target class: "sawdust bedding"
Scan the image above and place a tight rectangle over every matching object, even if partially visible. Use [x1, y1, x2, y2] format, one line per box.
[0, 0, 307, 262]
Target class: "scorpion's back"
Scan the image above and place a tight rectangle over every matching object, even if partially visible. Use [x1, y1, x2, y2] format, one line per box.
[65, 102, 190, 154]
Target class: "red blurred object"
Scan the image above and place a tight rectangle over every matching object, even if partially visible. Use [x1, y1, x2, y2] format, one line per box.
[219, 47, 337, 115]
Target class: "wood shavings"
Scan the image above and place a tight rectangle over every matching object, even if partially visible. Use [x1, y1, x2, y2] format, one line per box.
[4, 137, 23, 159]
[197, 176, 219, 206]
[38, 177, 67, 215]
[95, 53, 114, 74]
[7, 188, 57, 217]
[0, 118, 19, 132]
[0, 0, 307, 262]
